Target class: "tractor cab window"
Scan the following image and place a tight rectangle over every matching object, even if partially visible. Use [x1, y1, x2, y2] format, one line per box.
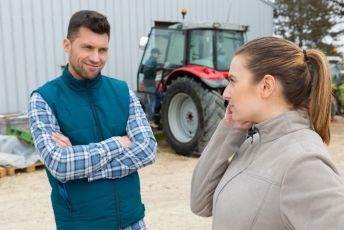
[330, 61, 341, 85]
[216, 30, 245, 71]
[189, 30, 215, 68]
[137, 28, 185, 94]
[188, 29, 245, 71]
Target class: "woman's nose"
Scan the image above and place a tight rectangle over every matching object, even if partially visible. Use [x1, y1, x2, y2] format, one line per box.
[222, 84, 231, 100]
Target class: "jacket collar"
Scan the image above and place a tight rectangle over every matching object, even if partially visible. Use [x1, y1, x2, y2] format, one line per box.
[254, 110, 311, 144]
[61, 64, 102, 91]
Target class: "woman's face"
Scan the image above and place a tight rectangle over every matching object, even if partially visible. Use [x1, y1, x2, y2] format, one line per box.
[223, 55, 262, 123]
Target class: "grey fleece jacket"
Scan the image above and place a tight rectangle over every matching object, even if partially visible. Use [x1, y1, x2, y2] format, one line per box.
[191, 110, 344, 230]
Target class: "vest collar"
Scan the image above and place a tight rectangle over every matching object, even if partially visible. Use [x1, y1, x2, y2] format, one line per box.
[253, 110, 311, 144]
[61, 64, 102, 91]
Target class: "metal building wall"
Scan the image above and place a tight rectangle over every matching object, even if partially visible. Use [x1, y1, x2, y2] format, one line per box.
[0, 0, 274, 114]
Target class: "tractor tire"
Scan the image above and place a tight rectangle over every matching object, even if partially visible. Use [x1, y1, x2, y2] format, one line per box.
[161, 76, 225, 156]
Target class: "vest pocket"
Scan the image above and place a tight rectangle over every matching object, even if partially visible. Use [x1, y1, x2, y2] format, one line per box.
[57, 181, 72, 212]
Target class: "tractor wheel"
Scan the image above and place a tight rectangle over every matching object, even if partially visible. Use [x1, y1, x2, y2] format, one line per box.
[161, 76, 225, 156]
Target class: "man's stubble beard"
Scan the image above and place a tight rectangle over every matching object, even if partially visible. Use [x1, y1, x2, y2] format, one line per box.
[70, 61, 100, 81]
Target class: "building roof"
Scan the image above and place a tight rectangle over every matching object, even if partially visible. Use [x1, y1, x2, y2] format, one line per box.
[168, 22, 248, 31]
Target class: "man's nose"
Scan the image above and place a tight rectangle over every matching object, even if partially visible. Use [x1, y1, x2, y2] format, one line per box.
[89, 51, 100, 63]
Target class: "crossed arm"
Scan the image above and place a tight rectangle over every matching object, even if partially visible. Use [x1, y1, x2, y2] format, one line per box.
[28, 90, 157, 183]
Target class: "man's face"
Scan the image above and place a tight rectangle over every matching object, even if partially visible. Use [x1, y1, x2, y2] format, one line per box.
[63, 27, 109, 81]
[152, 52, 159, 60]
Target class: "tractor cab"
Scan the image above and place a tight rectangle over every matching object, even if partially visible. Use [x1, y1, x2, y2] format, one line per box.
[327, 56, 342, 86]
[137, 22, 248, 95]
[327, 56, 343, 116]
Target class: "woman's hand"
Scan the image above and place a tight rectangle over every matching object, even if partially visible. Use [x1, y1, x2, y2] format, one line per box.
[52, 132, 72, 148]
[224, 105, 255, 130]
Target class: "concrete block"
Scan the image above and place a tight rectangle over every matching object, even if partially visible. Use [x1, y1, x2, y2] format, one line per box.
[0, 115, 30, 135]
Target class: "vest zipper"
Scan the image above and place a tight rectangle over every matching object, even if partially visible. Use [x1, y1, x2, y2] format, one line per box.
[87, 82, 121, 228]
[113, 181, 121, 230]
[86, 83, 104, 141]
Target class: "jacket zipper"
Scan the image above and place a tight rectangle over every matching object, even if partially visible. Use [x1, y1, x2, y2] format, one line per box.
[87, 83, 104, 141]
[87, 82, 121, 229]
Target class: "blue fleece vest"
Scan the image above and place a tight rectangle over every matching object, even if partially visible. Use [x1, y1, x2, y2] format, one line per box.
[34, 66, 144, 230]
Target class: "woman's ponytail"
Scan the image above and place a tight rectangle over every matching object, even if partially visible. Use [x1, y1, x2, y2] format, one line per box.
[307, 50, 332, 144]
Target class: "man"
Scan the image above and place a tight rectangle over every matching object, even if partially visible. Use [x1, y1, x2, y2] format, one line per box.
[28, 10, 156, 230]
[143, 48, 169, 129]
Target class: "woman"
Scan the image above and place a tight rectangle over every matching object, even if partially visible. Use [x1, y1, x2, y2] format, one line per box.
[190, 37, 344, 229]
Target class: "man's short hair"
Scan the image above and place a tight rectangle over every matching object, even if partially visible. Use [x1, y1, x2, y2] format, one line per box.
[67, 10, 110, 42]
[151, 48, 162, 54]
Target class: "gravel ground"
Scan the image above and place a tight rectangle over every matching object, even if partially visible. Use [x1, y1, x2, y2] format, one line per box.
[0, 117, 343, 230]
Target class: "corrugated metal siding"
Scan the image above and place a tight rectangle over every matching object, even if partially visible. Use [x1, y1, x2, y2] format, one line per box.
[0, 0, 274, 114]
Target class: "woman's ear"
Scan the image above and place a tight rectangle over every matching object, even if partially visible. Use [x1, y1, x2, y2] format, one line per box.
[261, 74, 276, 99]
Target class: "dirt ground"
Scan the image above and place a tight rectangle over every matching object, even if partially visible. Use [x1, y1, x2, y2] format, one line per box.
[1, 117, 344, 230]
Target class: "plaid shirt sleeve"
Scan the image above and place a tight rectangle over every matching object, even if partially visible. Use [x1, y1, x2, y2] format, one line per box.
[88, 89, 157, 181]
[28, 90, 156, 183]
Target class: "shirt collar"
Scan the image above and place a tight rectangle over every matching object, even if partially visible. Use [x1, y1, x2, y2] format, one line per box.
[61, 64, 102, 91]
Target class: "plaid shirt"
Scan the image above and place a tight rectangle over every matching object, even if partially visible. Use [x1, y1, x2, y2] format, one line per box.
[28, 89, 156, 230]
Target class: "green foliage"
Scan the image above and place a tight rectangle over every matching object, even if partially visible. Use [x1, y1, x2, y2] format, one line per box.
[274, 0, 343, 55]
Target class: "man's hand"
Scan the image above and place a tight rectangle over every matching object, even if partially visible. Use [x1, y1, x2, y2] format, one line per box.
[163, 62, 170, 69]
[52, 132, 132, 149]
[117, 136, 132, 148]
[224, 105, 254, 130]
[52, 132, 72, 148]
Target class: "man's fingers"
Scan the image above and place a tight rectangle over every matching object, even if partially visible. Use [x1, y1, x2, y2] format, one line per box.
[56, 142, 64, 148]
[52, 132, 72, 147]
[55, 139, 70, 148]
[117, 136, 132, 148]
[52, 132, 69, 142]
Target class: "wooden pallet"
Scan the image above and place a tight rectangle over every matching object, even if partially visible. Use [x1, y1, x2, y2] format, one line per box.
[0, 166, 6, 178]
[3, 161, 44, 177]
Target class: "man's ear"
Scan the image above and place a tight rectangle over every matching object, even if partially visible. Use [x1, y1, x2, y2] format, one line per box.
[261, 74, 276, 99]
[63, 38, 71, 53]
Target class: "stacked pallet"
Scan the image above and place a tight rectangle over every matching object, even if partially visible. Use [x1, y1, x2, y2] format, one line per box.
[0, 112, 42, 178]
[0, 166, 6, 178]
[0, 161, 44, 178]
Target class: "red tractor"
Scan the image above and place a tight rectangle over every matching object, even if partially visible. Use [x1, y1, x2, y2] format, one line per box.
[136, 19, 248, 156]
